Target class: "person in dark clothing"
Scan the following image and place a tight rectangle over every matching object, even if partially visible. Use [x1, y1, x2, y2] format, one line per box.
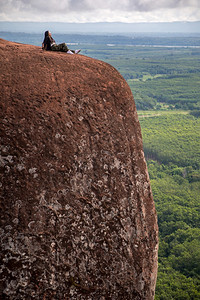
[42, 30, 54, 51]
[42, 31, 81, 54]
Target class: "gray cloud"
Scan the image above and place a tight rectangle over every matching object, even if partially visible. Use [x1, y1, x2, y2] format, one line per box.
[0, 0, 199, 23]
[1, 0, 199, 14]
[128, 0, 200, 12]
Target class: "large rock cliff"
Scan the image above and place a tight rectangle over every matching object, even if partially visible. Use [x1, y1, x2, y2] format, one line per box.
[0, 39, 158, 299]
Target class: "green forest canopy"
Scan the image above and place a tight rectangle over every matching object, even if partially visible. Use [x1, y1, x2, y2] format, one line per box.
[139, 113, 200, 299]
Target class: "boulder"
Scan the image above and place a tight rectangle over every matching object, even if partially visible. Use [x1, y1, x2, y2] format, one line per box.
[0, 39, 158, 299]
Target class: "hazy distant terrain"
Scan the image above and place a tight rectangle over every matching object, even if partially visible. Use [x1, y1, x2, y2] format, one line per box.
[1, 31, 200, 49]
[0, 21, 200, 34]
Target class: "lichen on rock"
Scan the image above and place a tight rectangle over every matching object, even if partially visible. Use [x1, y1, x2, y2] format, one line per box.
[0, 39, 158, 299]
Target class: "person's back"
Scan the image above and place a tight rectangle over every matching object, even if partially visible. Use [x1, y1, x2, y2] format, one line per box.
[42, 31, 55, 51]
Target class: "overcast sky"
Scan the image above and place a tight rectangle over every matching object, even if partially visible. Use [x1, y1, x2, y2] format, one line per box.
[0, 0, 200, 23]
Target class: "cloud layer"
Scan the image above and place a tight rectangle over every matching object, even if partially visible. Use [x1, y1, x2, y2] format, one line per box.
[0, 0, 200, 22]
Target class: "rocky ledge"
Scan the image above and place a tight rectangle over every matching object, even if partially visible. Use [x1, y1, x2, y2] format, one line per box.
[0, 39, 158, 299]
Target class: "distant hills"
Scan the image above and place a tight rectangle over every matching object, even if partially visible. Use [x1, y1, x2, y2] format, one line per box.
[0, 21, 200, 34]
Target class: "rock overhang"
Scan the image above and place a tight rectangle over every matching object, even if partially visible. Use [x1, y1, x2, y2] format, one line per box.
[0, 39, 158, 299]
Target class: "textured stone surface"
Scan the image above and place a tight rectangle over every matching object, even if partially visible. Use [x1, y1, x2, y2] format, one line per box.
[0, 39, 158, 299]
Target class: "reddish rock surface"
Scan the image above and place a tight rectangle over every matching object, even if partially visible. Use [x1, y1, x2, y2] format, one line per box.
[0, 39, 158, 299]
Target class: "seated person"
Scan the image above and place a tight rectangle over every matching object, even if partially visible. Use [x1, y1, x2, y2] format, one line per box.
[42, 31, 81, 54]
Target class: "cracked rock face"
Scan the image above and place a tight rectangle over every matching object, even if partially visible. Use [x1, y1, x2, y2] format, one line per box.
[0, 39, 158, 299]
